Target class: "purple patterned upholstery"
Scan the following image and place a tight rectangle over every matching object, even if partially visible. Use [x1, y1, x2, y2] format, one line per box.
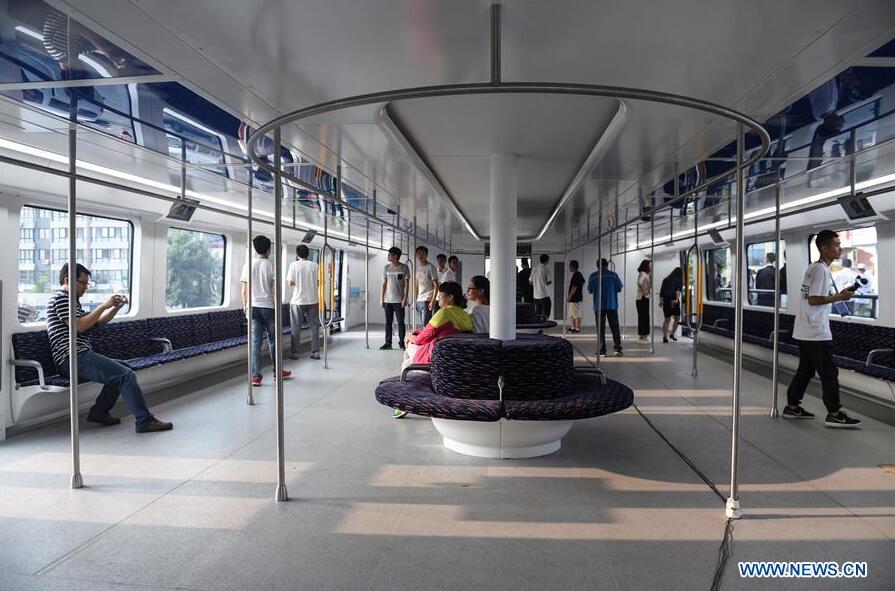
[11, 331, 57, 385]
[504, 374, 634, 420]
[501, 335, 573, 400]
[91, 320, 159, 360]
[148, 315, 198, 350]
[375, 375, 501, 421]
[206, 310, 246, 341]
[431, 334, 502, 399]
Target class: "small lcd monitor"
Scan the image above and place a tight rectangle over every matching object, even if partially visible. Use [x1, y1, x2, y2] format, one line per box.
[708, 229, 725, 244]
[839, 195, 878, 221]
[301, 230, 317, 243]
[165, 198, 199, 222]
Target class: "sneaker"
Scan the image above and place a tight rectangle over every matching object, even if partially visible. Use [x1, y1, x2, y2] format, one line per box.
[251, 375, 262, 386]
[136, 419, 174, 433]
[399, 342, 406, 351]
[613, 349, 623, 357]
[782, 405, 815, 419]
[86, 411, 121, 426]
[598, 349, 607, 356]
[289, 353, 299, 360]
[391, 409, 408, 419]
[824, 411, 862, 428]
[310, 352, 321, 360]
[275, 370, 293, 380]
[379, 343, 392, 350]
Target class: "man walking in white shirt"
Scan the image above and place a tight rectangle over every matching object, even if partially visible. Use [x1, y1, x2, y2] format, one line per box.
[286, 244, 320, 360]
[530, 254, 553, 319]
[784, 230, 861, 427]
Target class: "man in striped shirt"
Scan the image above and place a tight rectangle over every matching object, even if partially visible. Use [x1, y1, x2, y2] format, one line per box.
[48, 263, 172, 433]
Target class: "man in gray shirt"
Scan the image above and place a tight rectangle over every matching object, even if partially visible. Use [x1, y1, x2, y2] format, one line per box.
[380, 246, 410, 350]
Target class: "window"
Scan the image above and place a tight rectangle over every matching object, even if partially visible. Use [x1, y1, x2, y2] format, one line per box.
[53, 228, 68, 241]
[165, 228, 226, 310]
[746, 240, 787, 308]
[37, 228, 50, 240]
[704, 247, 732, 303]
[17, 206, 133, 323]
[809, 227, 878, 319]
[19, 228, 33, 240]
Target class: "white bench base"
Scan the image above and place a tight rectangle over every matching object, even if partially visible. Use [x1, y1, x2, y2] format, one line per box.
[432, 418, 573, 459]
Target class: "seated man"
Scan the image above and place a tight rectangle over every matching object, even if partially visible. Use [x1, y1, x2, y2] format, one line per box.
[49, 263, 173, 433]
[466, 275, 490, 334]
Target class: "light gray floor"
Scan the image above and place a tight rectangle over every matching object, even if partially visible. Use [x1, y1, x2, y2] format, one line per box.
[1, 328, 893, 590]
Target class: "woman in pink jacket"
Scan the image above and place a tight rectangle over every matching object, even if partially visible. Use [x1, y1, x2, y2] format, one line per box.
[402, 281, 473, 368]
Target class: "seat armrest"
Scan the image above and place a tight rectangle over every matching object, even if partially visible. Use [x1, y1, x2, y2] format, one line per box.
[575, 367, 607, 385]
[866, 349, 894, 368]
[9, 359, 49, 390]
[768, 329, 790, 342]
[401, 364, 431, 382]
[150, 337, 174, 353]
[712, 319, 729, 327]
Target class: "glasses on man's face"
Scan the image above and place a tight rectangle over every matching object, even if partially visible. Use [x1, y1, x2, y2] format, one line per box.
[75, 278, 91, 287]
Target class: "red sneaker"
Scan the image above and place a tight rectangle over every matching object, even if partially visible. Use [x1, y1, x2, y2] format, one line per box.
[251, 375, 262, 387]
[276, 370, 293, 380]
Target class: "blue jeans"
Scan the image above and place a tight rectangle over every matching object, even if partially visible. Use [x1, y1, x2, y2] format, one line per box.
[415, 300, 433, 329]
[252, 307, 277, 377]
[59, 350, 154, 427]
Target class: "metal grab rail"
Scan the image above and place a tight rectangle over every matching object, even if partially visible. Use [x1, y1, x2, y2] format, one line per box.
[866, 349, 894, 368]
[318, 242, 338, 369]
[682, 245, 704, 333]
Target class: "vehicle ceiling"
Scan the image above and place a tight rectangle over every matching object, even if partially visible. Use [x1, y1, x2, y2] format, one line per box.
[38, 0, 895, 250]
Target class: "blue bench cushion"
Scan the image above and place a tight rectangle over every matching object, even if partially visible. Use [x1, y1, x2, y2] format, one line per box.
[148, 315, 198, 350]
[375, 375, 501, 421]
[207, 310, 246, 341]
[91, 319, 159, 360]
[504, 375, 634, 420]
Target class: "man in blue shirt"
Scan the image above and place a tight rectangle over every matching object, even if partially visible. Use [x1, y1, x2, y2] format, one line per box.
[588, 259, 624, 356]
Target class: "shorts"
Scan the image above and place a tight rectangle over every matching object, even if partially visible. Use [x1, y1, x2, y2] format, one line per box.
[567, 302, 581, 319]
[662, 300, 681, 318]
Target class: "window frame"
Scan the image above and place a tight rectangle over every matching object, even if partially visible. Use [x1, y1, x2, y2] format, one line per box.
[164, 226, 228, 312]
[807, 226, 879, 320]
[703, 246, 734, 304]
[17, 204, 135, 326]
[745, 239, 787, 309]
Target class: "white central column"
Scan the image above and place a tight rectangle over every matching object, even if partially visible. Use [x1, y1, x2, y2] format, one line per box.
[489, 154, 517, 341]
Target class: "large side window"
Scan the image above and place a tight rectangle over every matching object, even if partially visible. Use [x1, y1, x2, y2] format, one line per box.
[809, 227, 878, 319]
[746, 240, 787, 308]
[704, 247, 732, 303]
[17, 206, 133, 323]
[165, 228, 226, 310]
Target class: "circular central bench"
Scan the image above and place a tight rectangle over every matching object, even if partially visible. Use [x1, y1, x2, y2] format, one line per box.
[375, 333, 634, 458]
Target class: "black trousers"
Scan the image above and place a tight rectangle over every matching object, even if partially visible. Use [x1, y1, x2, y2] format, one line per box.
[384, 303, 405, 345]
[599, 309, 622, 353]
[534, 297, 552, 319]
[787, 340, 841, 413]
[636, 297, 650, 337]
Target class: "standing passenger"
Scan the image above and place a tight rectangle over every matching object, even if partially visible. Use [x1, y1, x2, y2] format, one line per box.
[286, 244, 320, 360]
[49, 263, 173, 433]
[530, 254, 553, 319]
[414, 246, 439, 328]
[516, 258, 533, 303]
[241, 235, 293, 386]
[784, 230, 861, 427]
[754, 252, 777, 306]
[588, 259, 624, 356]
[380, 246, 410, 350]
[436, 254, 455, 284]
[567, 260, 585, 333]
[659, 267, 683, 343]
[447, 255, 461, 284]
[635, 259, 652, 341]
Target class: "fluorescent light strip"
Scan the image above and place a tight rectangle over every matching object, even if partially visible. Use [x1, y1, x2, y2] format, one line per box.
[77, 54, 113, 79]
[0, 137, 349, 239]
[14, 26, 44, 42]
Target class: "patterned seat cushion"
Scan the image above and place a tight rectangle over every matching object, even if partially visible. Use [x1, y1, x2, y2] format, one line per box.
[430, 334, 502, 400]
[11, 331, 57, 385]
[206, 310, 246, 341]
[91, 320, 158, 360]
[375, 375, 501, 421]
[501, 335, 573, 400]
[148, 315, 198, 350]
[504, 375, 634, 420]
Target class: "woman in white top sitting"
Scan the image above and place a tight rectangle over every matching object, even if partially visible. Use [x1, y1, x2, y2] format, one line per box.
[466, 275, 490, 334]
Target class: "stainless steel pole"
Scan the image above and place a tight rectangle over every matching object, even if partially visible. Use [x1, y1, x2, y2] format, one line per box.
[596, 200, 603, 364]
[247, 172, 255, 405]
[365, 218, 370, 350]
[726, 122, 745, 519]
[770, 180, 781, 418]
[67, 112, 82, 490]
[622, 208, 628, 342]
[411, 216, 418, 331]
[692, 191, 699, 377]
[649, 196, 655, 355]
[273, 129, 288, 503]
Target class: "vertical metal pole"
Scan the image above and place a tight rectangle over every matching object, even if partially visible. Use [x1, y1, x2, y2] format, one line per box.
[650, 194, 655, 355]
[411, 216, 417, 331]
[622, 208, 628, 341]
[726, 123, 745, 519]
[596, 200, 603, 364]
[692, 192, 699, 377]
[67, 107, 82, 490]
[770, 180, 781, 417]
[247, 172, 255, 405]
[365, 218, 370, 349]
[273, 129, 288, 503]
[180, 141, 187, 200]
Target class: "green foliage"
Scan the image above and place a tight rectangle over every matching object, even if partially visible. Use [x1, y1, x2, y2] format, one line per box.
[165, 229, 224, 309]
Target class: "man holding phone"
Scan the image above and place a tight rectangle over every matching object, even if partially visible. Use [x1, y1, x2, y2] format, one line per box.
[48, 263, 173, 433]
[784, 230, 861, 428]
